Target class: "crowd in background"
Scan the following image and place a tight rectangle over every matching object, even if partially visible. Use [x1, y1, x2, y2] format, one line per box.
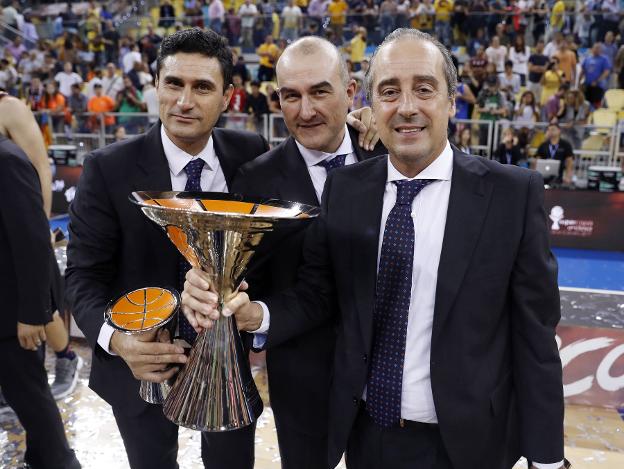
[1, 0, 624, 158]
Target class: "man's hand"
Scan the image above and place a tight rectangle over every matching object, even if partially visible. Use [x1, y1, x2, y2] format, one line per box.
[17, 322, 46, 351]
[182, 268, 263, 332]
[110, 328, 187, 383]
[346, 106, 379, 151]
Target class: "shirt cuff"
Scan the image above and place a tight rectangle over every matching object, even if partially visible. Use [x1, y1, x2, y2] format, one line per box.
[250, 301, 270, 334]
[532, 461, 564, 469]
[97, 322, 117, 355]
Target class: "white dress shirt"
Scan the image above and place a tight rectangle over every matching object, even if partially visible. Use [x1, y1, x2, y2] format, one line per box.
[97, 126, 227, 354]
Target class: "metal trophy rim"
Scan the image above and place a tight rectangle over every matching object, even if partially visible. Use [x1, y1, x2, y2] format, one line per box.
[104, 286, 181, 335]
[129, 191, 321, 222]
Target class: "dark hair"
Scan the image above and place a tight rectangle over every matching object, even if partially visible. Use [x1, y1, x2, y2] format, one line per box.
[156, 28, 233, 92]
[504, 60, 513, 68]
[250, 80, 260, 87]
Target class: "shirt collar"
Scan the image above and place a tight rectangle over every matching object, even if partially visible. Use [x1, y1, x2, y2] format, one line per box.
[386, 140, 453, 183]
[295, 125, 354, 167]
[161, 124, 217, 177]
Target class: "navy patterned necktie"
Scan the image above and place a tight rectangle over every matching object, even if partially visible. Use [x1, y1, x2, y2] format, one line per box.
[177, 159, 205, 343]
[366, 178, 436, 428]
[317, 153, 348, 174]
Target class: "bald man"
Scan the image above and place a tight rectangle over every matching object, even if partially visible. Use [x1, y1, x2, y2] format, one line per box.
[190, 37, 386, 469]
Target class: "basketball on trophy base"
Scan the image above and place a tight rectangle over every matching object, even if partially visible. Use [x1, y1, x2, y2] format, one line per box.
[130, 191, 320, 432]
[104, 287, 180, 404]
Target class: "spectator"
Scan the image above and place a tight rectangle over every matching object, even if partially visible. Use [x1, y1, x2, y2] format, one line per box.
[6, 37, 26, 63]
[3, 0, 19, 29]
[102, 20, 120, 65]
[579, 42, 611, 108]
[476, 75, 507, 144]
[498, 60, 521, 104]
[396, 0, 410, 29]
[455, 74, 477, 120]
[527, 39, 548, 103]
[485, 36, 507, 73]
[54, 62, 83, 97]
[139, 25, 163, 65]
[87, 83, 115, 131]
[246, 80, 269, 130]
[558, 89, 590, 149]
[282, 0, 303, 42]
[225, 7, 242, 45]
[101, 63, 124, 100]
[141, 82, 159, 124]
[553, 40, 576, 85]
[514, 90, 539, 128]
[380, 0, 398, 38]
[159, 0, 176, 31]
[602, 30, 617, 71]
[63, 4, 79, 34]
[229, 74, 248, 113]
[0, 58, 18, 93]
[434, 0, 454, 46]
[17, 51, 38, 88]
[494, 127, 523, 165]
[346, 27, 367, 71]
[239, 0, 258, 49]
[456, 127, 474, 154]
[600, 0, 619, 42]
[574, 5, 592, 48]
[232, 55, 251, 83]
[207, 0, 225, 34]
[114, 125, 127, 141]
[508, 35, 530, 86]
[26, 76, 44, 111]
[540, 58, 564, 107]
[543, 83, 569, 122]
[362, 0, 379, 38]
[549, 0, 565, 36]
[352, 77, 368, 109]
[89, 34, 106, 68]
[544, 31, 563, 58]
[469, 45, 489, 84]
[127, 61, 144, 91]
[327, 0, 348, 44]
[53, 13, 64, 39]
[115, 75, 146, 134]
[535, 121, 574, 183]
[37, 81, 68, 139]
[416, 0, 436, 35]
[67, 83, 88, 132]
[122, 44, 142, 74]
[256, 35, 279, 82]
[266, 83, 281, 112]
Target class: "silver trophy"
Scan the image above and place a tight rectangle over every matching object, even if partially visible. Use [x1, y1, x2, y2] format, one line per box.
[130, 191, 319, 431]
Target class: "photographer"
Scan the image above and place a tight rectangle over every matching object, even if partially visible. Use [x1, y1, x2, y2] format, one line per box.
[115, 75, 146, 135]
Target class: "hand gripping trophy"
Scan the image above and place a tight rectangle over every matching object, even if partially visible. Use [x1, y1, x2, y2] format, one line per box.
[106, 191, 319, 432]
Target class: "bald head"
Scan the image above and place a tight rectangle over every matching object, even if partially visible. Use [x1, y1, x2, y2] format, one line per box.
[276, 36, 350, 86]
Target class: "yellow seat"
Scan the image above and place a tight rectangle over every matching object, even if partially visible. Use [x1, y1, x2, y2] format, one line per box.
[581, 134, 607, 152]
[605, 89, 624, 111]
[530, 130, 546, 150]
[590, 109, 618, 134]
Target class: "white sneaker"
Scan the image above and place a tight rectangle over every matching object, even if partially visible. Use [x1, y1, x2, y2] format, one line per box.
[50, 355, 83, 400]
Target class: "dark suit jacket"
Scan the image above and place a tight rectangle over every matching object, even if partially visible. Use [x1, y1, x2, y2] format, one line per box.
[0, 136, 53, 339]
[65, 123, 269, 414]
[263, 149, 564, 468]
[230, 124, 386, 436]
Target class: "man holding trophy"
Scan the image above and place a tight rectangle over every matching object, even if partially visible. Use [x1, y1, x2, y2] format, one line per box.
[183, 29, 568, 469]
[66, 27, 377, 469]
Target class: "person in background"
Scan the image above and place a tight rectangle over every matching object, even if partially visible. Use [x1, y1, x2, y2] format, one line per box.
[456, 126, 473, 154]
[498, 60, 521, 105]
[239, 0, 258, 49]
[54, 61, 82, 98]
[327, 0, 348, 44]
[485, 35, 507, 73]
[159, 0, 176, 32]
[67, 83, 88, 132]
[88, 83, 116, 132]
[557, 89, 590, 149]
[281, 0, 303, 42]
[514, 90, 539, 130]
[540, 58, 564, 107]
[579, 42, 611, 109]
[345, 27, 367, 72]
[509, 35, 530, 86]
[536, 121, 574, 184]
[494, 127, 523, 165]
[37, 80, 68, 140]
[115, 75, 146, 134]
[256, 35, 280, 82]
[527, 39, 549, 104]
[553, 39, 576, 85]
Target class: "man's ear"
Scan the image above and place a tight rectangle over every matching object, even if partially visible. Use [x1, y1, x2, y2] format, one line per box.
[222, 84, 234, 112]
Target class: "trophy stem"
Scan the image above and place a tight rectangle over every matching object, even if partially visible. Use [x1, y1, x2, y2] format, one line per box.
[163, 313, 260, 431]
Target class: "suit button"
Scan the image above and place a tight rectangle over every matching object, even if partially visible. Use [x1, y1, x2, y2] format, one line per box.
[363, 354, 368, 363]
[352, 396, 359, 406]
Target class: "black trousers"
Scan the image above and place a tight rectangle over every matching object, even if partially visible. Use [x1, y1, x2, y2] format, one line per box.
[346, 409, 453, 469]
[112, 403, 256, 469]
[274, 417, 330, 469]
[0, 338, 80, 469]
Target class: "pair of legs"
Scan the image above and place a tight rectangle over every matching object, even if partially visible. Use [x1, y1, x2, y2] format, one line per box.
[112, 404, 256, 469]
[0, 338, 81, 469]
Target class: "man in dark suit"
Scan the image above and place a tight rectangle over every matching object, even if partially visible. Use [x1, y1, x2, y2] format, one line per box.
[232, 37, 386, 468]
[183, 29, 567, 469]
[64, 29, 269, 469]
[0, 135, 81, 469]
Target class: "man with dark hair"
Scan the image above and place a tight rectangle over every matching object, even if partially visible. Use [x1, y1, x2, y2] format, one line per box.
[65, 28, 269, 469]
[184, 28, 566, 469]
[535, 121, 575, 184]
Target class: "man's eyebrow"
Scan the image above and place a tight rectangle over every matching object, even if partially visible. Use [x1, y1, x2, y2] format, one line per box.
[412, 75, 440, 87]
[376, 77, 400, 91]
[278, 81, 334, 95]
[162, 75, 217, 88]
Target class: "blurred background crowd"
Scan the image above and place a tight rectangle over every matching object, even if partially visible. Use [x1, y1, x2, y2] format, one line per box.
[0, 0, 623, 177]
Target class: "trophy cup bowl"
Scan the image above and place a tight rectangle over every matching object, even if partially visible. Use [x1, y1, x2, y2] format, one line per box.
[130, 191, 320, 432]
[104, 286, 180, 404]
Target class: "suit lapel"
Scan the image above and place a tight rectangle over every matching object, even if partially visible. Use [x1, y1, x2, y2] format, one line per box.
[212, 128, 237, 188]
[432, 151, 492, 348]
[350, 156, 387, 353]
[277, 137, 319, 206]
[134, 122, 172, 192]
